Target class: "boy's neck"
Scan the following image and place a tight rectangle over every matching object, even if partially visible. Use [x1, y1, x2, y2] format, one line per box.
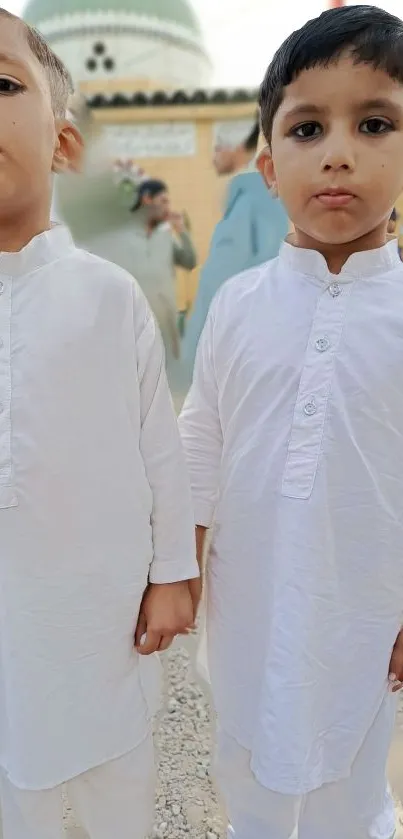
[0, 211, 51, 254]
[290, 224, 390, 275]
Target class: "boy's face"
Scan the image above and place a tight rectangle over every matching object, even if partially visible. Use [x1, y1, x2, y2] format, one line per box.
[258, 55, 403, 252]
[0, 17, 80, 225]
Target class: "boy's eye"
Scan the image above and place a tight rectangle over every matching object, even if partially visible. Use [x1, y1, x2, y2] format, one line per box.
[291, 122, 322, 140]
[360, 117, 393, 135]
[0, 78, 23, 95]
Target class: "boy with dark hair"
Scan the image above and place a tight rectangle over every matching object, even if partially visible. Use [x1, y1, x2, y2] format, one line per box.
[0, 8, 199, 839]
[180, 5, 403, 838]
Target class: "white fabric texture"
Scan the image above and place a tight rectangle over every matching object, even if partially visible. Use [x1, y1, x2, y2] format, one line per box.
[0, 226, 198, 790]
[215, 708, 396, 839]
[0, 734, 155, 839]
[179, 239, 403, 794]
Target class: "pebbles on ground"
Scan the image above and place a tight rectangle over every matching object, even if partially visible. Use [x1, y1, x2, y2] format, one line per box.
[63, 643, 223, 839]
[151, 645, 223, 839]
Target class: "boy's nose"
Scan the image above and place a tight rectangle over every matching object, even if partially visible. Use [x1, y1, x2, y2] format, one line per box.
[320, 135, 355, 172]
[321, 146, 355, 172]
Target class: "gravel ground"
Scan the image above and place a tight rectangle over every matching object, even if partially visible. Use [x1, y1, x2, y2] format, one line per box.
[63, 640, 225, 839]
[150, 643, 224, 839]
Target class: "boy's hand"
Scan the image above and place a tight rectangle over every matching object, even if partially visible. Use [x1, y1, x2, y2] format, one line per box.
[135, 582, 193, 655]
[389, 629, 403, 692]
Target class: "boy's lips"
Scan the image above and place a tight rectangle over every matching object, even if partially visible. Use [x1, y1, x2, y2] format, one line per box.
[314, 188, 356, 208]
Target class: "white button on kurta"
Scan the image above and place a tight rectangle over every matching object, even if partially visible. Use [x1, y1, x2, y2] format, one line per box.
[329, 282, 341, 297]
[179, 240, 403, 795]
[0, 226, 198, 791]
[315, 337, 330, 352]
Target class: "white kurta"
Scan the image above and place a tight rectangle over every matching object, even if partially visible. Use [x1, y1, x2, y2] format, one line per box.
[0, 226, 198, 790]
[179, 240, 403, 795]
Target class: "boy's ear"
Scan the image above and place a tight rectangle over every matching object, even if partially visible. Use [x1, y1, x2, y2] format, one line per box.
[52, 120, 84, 174]
[257, 145, 278, 197]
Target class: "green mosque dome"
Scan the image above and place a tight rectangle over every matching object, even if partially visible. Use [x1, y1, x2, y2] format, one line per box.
[23, 0, 202, 36]
[23, 0, 210, 90]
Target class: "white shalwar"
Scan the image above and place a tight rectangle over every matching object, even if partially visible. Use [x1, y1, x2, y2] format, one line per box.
[179, 240, 403, 837]
[0, 227, 198, 809]
[0, 734, 155, 839]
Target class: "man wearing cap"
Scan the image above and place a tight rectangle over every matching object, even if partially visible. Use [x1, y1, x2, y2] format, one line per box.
[182, 119, 288, 383]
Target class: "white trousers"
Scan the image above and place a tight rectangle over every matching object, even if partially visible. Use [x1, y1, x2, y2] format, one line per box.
[215, 699, 396, 839]
[0, 734, 155, 839]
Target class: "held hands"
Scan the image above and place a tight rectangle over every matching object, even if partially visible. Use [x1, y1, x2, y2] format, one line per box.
[135, 581, 194, 655]
[389, 628, 403, 692]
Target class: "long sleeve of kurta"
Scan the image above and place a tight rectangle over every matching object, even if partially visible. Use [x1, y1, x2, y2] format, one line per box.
[178, 305, 223, 528]
[135, 288, 199, 583]
[173, 231, 197, 271]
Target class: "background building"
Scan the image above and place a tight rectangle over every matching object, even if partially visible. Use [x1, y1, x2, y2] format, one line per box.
[23, 0, 258, 308]
[23, 0, 212, 90]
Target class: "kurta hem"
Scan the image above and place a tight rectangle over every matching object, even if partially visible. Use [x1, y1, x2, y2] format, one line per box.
[0, 728, 153, 792]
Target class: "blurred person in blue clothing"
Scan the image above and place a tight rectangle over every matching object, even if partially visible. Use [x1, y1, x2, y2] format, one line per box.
[182, 118, 288, 381]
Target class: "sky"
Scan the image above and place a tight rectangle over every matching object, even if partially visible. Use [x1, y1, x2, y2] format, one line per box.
[2, 0, 403, 87]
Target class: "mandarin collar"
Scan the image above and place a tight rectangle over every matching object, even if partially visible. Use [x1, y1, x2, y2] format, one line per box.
[279, 238, 401, 283]
[0, 225, 74, 278]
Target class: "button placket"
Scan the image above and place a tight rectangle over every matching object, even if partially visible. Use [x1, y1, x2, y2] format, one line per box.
[282, 280, 353, 499]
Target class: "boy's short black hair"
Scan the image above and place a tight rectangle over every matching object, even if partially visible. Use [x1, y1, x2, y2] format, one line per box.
[259, 5, 403, 142]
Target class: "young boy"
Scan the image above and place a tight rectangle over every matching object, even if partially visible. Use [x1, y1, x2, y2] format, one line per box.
[179, 6, 403, 838]
[0, 9, 199, 839]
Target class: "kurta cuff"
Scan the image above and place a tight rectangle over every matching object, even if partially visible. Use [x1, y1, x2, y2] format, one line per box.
[193, 499, 216, 529]
[149, 557, 199, 584]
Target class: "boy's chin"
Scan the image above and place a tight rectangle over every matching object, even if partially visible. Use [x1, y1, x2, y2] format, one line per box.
[301, 221, 381, 247]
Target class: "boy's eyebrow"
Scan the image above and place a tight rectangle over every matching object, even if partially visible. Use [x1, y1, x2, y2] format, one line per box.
[281, 98, 403, 123]
[281, 104, 323, 121]
[355, 97, 401, 113]
[0, 51, 24, 68]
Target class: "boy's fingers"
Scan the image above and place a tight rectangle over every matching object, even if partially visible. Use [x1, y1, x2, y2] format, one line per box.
[389, 671, 403, 692]
[137, 629, 162, 656]
[390, 634, 403, 681]
[158, 634, 175, 652]
[134, 612, 147, 648]
[389, 631, 403, 690]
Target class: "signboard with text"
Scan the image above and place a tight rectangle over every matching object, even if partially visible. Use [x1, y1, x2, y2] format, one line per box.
[103, 122, 197, 159]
